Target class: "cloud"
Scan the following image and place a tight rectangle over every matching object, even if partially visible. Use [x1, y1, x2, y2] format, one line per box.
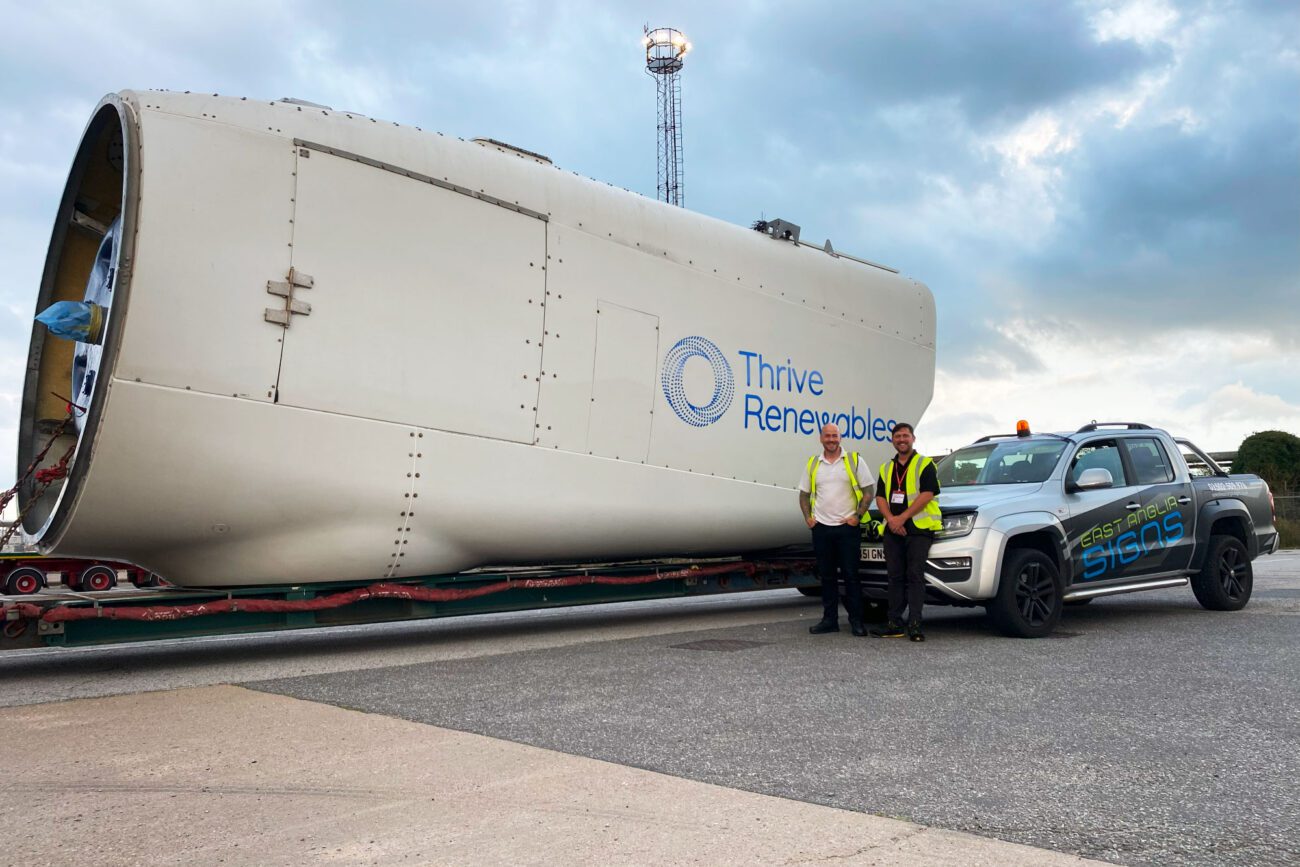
[930, 319, 1300, 453]
[0, 0, 1295, 492]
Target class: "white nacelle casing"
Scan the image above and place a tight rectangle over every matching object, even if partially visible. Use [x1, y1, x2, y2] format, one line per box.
[20, 91, 936, 587]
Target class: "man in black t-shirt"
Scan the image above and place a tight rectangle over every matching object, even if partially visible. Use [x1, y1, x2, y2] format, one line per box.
[870, 422, 941, 642]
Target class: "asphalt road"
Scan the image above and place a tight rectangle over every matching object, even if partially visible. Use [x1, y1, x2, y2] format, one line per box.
[4, 552, 1298, 866]
[250, 553, 1300, 867]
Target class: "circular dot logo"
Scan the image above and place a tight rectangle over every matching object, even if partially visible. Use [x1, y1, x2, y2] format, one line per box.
[661, 336, 735, 427]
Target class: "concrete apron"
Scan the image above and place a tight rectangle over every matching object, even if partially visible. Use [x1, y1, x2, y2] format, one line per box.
[0, 686, 1111, 866]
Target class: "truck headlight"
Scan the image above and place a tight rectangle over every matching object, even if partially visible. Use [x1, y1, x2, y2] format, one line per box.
[937, 512, 976, 539]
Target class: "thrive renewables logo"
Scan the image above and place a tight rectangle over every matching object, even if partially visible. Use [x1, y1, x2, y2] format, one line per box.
[661, 335, 897, 441]
[661, 336, 735, 427]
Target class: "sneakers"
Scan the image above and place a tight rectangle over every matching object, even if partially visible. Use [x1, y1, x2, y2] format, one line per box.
[907, 621, 925, 642]
[870, 622, 907, 638]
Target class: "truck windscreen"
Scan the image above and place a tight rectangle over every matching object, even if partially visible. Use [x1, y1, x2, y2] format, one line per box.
[938, 441, 1067, 487]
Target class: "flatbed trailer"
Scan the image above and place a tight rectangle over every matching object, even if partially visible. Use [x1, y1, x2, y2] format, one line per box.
[0, 553, 161, 595]
[1, 556, 817, 650]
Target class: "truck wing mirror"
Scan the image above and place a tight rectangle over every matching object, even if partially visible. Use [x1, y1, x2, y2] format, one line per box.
[1071, 468, 1114, 491]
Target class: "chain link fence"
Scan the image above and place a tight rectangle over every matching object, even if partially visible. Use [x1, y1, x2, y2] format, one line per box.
[1273, 494, 1299, 548]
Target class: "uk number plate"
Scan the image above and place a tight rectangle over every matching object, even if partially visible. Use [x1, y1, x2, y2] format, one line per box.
[860, 545, 885, 562]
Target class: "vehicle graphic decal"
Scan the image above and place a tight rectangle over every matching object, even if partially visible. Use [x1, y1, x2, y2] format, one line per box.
[1076, 495, 1184, 580]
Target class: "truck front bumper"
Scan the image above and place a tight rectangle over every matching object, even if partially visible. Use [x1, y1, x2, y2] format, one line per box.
[858, 528, 1002, 605]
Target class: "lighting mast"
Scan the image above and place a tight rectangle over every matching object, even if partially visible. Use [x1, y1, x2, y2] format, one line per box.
[643, 26, 690, 207]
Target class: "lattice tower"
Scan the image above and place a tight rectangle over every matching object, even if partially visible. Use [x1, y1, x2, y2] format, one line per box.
[643, 27, 690, 207]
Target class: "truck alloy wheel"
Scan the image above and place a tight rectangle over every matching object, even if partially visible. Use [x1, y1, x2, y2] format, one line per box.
[1191, 534, 1252, 611]
[3, 566, 46, 596]
[988, 549, 1064, 638]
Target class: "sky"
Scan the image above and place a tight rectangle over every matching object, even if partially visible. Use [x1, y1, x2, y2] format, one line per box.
[0, 0, 1296, 487]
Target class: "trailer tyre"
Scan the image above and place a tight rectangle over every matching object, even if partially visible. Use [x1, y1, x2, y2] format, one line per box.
[987, 549, 1063, 638]
[3, 567, 46, 596]
[79, 565, 118, 592]
[1191, 534, 1252, 611]
[130, 571, 163, 588]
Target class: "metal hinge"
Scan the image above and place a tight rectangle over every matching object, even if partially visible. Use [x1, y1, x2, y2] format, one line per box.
[265, 268, 314, 326]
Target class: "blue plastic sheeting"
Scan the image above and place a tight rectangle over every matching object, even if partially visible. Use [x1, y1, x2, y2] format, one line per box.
[35, 214, 118, 345]
[36, 300, 101, 342]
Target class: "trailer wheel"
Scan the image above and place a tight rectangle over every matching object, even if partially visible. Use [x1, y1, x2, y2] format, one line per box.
[130, 571, 163, 588]
[3, 567, 46, 596]
[79, 565, 118, 592]
[1191, 534, 1252, 611]
[987, 549, 1063, 638]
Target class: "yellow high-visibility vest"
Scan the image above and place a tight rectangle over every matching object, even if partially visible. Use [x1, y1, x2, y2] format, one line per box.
[807, 451, 863, 512]
[878, 454, 942, 531]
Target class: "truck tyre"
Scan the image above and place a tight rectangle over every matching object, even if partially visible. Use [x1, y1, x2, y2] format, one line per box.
[79, 565, 118, 592]
[987, 549, 1063, 638]
[1191, 534, 1252, 611]
[3, 566, 46, 596]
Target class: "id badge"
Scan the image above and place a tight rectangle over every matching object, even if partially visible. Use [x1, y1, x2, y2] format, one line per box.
[891, 492, 906, 505]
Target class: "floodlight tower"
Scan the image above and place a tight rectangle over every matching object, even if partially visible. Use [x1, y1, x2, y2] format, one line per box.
[643, 26, 690, 207]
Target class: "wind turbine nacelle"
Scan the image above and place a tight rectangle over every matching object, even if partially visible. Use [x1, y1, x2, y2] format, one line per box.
[17, 91, 936, 588]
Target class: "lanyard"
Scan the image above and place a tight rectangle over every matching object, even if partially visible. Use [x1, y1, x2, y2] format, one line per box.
[892, 456, 911, 494]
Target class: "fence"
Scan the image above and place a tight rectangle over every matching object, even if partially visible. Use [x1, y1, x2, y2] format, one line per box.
[1274, 495, 1300, 522]
[1273, 495, 1299, 549]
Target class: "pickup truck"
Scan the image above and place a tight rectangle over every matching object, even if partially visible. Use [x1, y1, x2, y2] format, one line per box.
[858, 422, 1280, 637]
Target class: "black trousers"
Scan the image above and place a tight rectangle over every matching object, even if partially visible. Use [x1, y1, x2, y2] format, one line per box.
[812, 522, 863, 622]
[883, 531, 933, 625]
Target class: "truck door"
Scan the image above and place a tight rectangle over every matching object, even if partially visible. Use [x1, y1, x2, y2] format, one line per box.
[1119, 436, 1195, 574]
[1065, 439, 1144, 584]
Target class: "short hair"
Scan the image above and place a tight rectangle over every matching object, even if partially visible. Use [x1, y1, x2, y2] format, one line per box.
[891, 422, 915, 435]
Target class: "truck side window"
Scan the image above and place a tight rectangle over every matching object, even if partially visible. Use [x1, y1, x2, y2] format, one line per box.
[1177, 441, 1214, 478]
[1124, 437, 1174, 484]
[1070, 440, 1127, 486]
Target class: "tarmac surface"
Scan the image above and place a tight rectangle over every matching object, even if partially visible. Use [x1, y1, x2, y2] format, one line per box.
[2, 551, 1297, 865]
[0, 686, 1106, 866]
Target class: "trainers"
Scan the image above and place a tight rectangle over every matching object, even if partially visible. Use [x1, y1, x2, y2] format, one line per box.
[907, 622, 925, 642]
[870, 622, 906, 638]
[850, 620, 867, 637]
[809, 619, 840, 634]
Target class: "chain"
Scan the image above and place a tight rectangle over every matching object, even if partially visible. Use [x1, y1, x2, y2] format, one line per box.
[0, 399, 81, 550]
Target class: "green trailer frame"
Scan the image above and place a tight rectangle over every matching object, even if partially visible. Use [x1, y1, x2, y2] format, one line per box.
[3, 557, 820, 649]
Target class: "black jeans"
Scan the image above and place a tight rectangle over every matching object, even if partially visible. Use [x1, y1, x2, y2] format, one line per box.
[883, 531, 933, 625]
[812, 522, 863, 623]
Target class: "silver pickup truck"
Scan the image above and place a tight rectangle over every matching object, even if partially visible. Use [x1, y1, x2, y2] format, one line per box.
[859, 422, 1280, 637]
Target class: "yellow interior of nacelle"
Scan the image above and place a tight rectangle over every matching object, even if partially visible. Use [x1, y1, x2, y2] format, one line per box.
[21, 109, 124, 536]
[33, 122, 123, 421]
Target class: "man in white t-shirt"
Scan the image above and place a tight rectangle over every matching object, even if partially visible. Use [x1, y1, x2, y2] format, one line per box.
[797, 423, 868, 636]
